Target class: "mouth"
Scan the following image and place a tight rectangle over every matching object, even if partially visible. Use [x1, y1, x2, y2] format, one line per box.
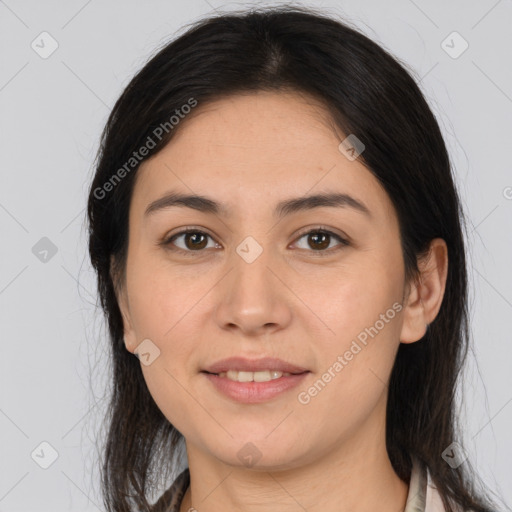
[201, 357, 310, 403]
[202, 356, 309, 375]
[202, 369, 306, 382]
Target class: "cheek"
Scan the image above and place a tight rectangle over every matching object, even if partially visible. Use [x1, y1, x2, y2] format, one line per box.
[296, 258, 402, 346]
[125, 256, 215, 400]
[295, 304, 401, 444]
[129, 266, 204, 430]
[126, 253, 200, 337]
[140, 363, 200, 442]
[295, 258, 403, 400]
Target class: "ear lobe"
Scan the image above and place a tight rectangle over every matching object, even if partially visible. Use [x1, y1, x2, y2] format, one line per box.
[118, 294, 137, 354]
[399, 238, 448, 344]
[110, 255, 137, 353]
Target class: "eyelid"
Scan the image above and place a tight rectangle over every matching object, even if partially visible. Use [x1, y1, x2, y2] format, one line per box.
[292, 225, 349, 244]
[290, 225, 350, 255]
[161, 225, 219, 255]
[161, 225, 350, 256]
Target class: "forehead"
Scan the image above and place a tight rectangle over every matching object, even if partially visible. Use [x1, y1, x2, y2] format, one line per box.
[165, 91, 344, 156]
[132, 91, 395, 223]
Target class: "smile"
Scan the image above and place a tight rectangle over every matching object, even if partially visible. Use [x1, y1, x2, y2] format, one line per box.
[217, 370, 292, 382]
[202, 371, 309, 403]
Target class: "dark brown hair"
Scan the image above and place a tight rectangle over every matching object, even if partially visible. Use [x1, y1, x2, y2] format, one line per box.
[87, 5, 503, 511]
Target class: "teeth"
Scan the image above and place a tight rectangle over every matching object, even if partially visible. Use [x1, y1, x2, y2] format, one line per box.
[217, 370, 292, 382]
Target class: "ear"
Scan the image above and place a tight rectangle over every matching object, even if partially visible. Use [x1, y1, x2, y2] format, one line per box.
[110, 255, 137, 354]
[399, 238, 448, 343]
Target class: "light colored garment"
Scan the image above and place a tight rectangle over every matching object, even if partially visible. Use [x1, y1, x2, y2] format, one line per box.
[405, 457, 450, 512]
[158, 457, 455, 511]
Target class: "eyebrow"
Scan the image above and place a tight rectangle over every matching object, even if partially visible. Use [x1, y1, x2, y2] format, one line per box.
[144, 191, 372, 219]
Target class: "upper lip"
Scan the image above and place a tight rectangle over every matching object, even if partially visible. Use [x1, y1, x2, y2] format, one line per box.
[203, 357, 309, 374]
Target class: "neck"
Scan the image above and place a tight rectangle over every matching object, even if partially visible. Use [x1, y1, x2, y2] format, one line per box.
[179, 407, 409, 512]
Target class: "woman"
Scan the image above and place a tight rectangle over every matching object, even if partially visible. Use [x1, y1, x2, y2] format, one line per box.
[87, 5, 502, 512]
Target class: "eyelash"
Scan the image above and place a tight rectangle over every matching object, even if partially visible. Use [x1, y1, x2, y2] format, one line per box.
[160, 226, 350, 257]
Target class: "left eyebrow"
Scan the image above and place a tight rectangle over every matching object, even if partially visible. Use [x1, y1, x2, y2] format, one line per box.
[144, 191, 372, 219]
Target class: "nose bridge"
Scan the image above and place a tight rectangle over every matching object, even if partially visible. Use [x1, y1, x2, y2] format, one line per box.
[231, 235, 275, 307]
[213, 234, 291, 334]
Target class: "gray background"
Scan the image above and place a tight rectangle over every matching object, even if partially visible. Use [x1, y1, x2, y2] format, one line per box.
[1, 0, 511, 510]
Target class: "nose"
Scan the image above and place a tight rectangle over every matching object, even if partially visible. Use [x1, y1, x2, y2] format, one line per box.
[213, 245, 293, 337]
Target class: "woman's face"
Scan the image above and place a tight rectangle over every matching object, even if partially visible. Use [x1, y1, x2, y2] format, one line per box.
[118, 91, 415, 469]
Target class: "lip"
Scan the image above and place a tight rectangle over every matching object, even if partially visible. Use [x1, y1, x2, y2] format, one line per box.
[203, 372, 309, 404]
[202, 356, 309, 374]
[201, 357, 310, 404]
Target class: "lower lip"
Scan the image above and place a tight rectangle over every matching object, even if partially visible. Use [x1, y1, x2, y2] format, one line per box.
[202, 372, 309, 404]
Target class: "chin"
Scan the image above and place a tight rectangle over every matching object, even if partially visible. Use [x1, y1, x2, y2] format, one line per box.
[201, 434, 310, 471]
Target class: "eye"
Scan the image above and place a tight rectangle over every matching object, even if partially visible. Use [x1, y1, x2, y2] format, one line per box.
[161, 226, 349, 256]
[163, 228, 219, 254]
[292, 227, 349, 255]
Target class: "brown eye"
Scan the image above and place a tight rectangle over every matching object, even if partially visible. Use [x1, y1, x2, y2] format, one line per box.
[293, 229, 349, 254]
[182, 232, 209, 250]
[163, 226, 349, 257]
[306, 232, 331, 250]
[165, 229, 217, 253]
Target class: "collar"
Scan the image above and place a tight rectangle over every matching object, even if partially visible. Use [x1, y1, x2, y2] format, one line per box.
[405, 457, 448, 512]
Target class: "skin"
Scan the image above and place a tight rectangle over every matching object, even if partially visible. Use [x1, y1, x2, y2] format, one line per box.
[115, 90, 448, 512]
